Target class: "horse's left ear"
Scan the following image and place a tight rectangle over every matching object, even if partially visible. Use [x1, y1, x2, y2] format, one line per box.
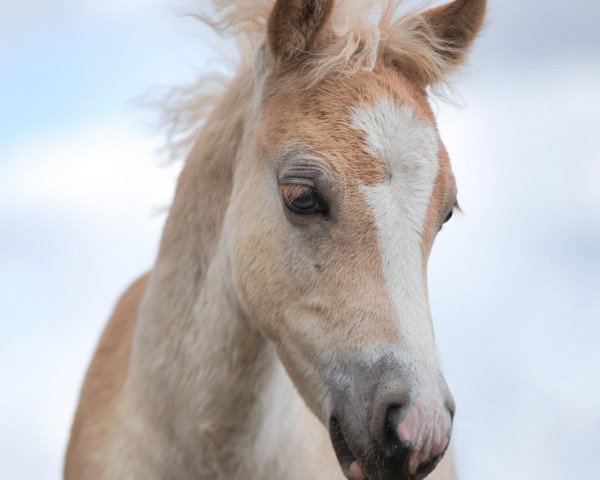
[391, 0, 487, 84]
[267, 0, 335, 62]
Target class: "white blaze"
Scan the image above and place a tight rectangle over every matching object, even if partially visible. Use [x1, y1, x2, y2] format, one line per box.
[351, 98, 440, 363]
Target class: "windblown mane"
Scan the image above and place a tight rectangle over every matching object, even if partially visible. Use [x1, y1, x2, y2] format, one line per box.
[161, 0, 452, 160]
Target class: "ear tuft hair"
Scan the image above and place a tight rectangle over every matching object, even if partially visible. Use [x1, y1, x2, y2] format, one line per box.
[386, 0, 486, 85]
[267, 0, 335, 61]
[158, 1, 488, 158]
[424, 0, 486, 65]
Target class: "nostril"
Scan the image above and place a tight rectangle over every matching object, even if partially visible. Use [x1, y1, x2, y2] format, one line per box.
[386, 405, 411, 452]
[373, 404, 412, 463]
[387, 406, 413, 463]
[387, 405, 410, 435]
[370, 399, 408, 452]
[370, 386, 412, 449]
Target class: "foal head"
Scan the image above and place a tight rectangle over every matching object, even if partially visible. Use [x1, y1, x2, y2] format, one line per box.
[222, 1, 486, 478]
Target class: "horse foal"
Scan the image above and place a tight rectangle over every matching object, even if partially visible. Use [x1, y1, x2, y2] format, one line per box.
[66, 1, 486, 479]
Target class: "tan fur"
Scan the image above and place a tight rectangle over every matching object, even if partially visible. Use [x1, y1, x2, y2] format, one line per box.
[422, 144, 457, 263]
[261, 61, 438, 185]
[65, 274, 149, 479]
[171, 0, 483, 146]
[66, 1, 486, 479]
[65, 265, 454, 479]
[260, 58, 454, 267]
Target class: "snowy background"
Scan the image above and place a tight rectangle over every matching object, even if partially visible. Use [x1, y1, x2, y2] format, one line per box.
[1, 1, 599, 479]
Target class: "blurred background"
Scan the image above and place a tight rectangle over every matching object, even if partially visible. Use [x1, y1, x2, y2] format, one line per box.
[1, 1, 599, 479]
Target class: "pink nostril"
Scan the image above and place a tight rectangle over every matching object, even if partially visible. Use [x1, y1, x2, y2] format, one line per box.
[396, 407, 452, 475]
[349, 461, 366, 480]
[396, 410, 418, 444]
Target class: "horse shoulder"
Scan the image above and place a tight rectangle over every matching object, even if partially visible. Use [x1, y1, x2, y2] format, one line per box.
[64, 273, 150, 479]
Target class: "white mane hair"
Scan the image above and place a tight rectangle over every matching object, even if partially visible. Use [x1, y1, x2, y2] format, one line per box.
[159, 0, 454, 160]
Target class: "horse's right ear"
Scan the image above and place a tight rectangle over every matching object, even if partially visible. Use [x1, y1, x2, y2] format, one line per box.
[267, 0, 335, 62]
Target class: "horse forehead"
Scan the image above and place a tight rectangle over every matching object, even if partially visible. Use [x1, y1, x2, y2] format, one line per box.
[348, 97, 440, 183]
[307, 86, 439, 186]
[263, 71, 442, 188]
[317, 70, 438, 184]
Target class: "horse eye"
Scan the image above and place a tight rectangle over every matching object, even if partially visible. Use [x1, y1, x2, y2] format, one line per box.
[440, 209, 454, 231]
[444, 210, 454, 224]
[282, 185, 325, 214]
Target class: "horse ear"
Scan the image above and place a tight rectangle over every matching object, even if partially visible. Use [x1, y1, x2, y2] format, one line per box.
[423, 0, 486, 77]
[423, 0, 486, 64]
[267, 0, 335, 61]
[391, 0, 486, 84]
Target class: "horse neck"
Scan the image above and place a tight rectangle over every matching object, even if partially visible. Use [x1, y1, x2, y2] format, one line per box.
[129, 68, 286, 474]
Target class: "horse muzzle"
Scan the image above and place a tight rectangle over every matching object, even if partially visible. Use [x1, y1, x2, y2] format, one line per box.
[328, 355, 455, 480]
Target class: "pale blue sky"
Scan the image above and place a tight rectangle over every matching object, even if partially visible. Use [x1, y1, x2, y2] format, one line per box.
[1, 1, 599, 479]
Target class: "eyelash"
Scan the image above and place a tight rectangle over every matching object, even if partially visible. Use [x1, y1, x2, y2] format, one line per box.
[281, 185, 327, 214]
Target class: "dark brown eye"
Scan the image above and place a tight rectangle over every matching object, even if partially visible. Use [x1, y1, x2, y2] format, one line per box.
[440, 209, 454, 231]
[281, 184, 326, 214]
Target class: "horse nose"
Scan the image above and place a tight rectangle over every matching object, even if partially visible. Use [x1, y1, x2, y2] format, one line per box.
[328, 360, 456, 480]
[371, 394, 455, 478]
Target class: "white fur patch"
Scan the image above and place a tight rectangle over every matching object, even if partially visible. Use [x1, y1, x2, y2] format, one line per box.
[351, 99, 440, 362]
